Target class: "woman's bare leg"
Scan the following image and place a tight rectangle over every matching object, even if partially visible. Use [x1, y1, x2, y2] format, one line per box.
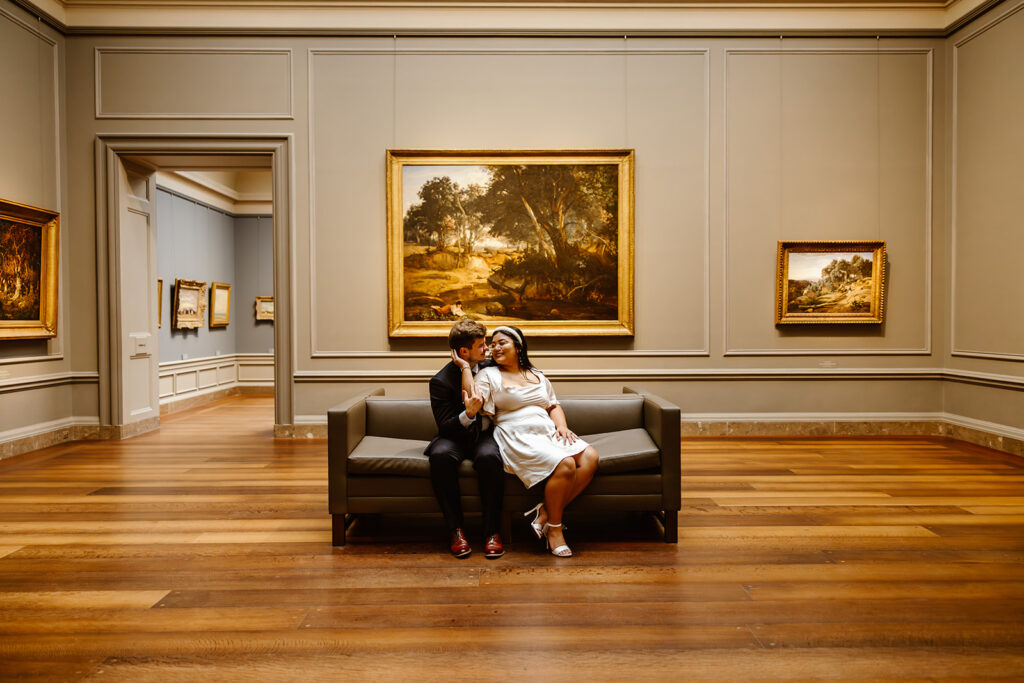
[543, 457, 576, 550]
[564, 446, 598, 504]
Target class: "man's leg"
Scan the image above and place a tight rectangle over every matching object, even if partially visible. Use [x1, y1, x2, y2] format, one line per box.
[427, 438, 467, 533]
[472, 431, 505, 539]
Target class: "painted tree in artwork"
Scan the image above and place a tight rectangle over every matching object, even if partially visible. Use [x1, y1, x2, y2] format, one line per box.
[0, 221, 42, 320]
[401, 161, 621, 321]
[403, 176, 486, 262]
[479, 164, 618, 306]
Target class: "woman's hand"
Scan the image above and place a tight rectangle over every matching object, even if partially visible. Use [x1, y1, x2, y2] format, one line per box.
[555, 425, 577, 445]
[451, 349, 470, 370]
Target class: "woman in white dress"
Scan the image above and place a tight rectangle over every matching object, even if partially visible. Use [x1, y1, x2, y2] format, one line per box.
[454, 325, 599, 557]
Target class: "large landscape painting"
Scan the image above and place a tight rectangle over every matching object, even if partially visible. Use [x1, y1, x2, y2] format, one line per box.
[776, 241, 886, 325]
[388, 150, 634, 337]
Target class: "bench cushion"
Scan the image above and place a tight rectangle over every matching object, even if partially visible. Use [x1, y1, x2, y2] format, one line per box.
[347, 427, 659, 478]
[585, 428, 661, 474]
[347, 436, 431, 476]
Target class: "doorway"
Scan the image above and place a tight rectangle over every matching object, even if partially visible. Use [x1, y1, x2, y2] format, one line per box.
[95, 136, 293, 435]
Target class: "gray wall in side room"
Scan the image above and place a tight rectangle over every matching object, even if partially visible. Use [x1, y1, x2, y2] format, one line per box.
[234, 215, 275, 354]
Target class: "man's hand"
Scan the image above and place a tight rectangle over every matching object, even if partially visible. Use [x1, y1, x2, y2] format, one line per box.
[463, 387, 483, 419]
[451, 349, 471, 370]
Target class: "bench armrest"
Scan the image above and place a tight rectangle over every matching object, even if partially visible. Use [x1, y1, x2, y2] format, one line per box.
[624, 386, 681, 512]
[327, 388, 384, 514]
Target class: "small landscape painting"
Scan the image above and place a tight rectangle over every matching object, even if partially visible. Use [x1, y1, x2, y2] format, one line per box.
[387, 150, 634, 337]
[776, 241, 886, 325]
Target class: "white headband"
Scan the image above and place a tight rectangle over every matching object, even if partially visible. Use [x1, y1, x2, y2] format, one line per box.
[491, 326, 523, 346]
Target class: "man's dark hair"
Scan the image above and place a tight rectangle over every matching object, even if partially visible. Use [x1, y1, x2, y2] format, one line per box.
[448, 318, 487, 351]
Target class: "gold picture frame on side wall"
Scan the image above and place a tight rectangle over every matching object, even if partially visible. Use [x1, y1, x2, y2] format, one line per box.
[173, 279, 207, 330]
[210, 282, 231, 328]
[255, 296, 274, 321]
[386, 149, 635, 337]
[157, 278, 163, 328]
[0, 198, 60, 340]
[776, 241, 887, 325]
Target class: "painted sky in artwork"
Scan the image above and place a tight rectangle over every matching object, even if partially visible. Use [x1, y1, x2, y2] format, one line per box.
[788, 251, 873, 281]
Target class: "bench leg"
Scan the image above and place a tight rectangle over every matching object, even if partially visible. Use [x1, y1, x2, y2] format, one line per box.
[332, 514, 347, 546]
[662, 510, 678, 543]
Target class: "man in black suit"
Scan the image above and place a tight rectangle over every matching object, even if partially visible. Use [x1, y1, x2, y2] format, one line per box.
[426, 319, 505, 558]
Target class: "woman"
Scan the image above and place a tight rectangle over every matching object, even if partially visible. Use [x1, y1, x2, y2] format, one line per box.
[453, 325, 599, 557]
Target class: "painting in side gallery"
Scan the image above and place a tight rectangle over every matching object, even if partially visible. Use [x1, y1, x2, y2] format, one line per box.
[0, 198, 59, 340]
[387, 150, 635, 337]
[776, 241, 887, 325]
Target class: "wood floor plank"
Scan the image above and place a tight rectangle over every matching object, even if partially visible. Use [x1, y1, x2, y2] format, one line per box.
[46, 648, 1024, 681]
[2, 397, 1023, 680]
[0, 590, 168, 609]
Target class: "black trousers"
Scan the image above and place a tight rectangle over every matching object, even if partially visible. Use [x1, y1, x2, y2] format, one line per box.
[426, 430, 504, 537]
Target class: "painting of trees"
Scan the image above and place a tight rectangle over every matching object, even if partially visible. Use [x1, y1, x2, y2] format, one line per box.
[395, 152, 631, 334]
[0, 220, 43, 321]
[0, 199, 59, 339]
[776, 241, 886, 325]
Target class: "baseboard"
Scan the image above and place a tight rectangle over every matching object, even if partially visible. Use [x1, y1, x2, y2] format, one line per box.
[680, 412, 1024, 458]
[160, 384, 273, 416]
[0, 417, 107, 461]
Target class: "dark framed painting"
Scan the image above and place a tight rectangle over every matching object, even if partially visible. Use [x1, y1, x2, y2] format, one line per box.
[386, 149, 635, 337]
[776, 240, 887, 325]
[0, 198, 59, 340]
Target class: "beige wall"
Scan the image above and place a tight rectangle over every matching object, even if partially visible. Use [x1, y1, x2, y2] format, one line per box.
[0, 1, 80, 443]
[2, 0, 1023, 453]
[944, 0, 1024, 431]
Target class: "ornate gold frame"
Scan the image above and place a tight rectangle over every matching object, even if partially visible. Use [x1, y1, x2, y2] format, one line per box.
[172, 278, 207, 330]
[157, 278, 163, 328]
[0, 198, 59, 340]
[210, 281, 231, 328]
[255, 296, 274, 321]
[776, 240, 886, 325]
[386, 149, 635, 337]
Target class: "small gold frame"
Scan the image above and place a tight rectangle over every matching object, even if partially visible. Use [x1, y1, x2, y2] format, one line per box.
[172, 278, 207, 330]
[210, 282, 231, 328]
[0, 198, 60, 340]
[776, 240, 886, 325]
[157, 278, 163, 328]
[255, 296, 274, 321]
[386, 149, 635, 337]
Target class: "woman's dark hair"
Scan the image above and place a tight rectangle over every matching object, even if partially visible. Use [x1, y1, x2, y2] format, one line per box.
[493, 325, 536, 374]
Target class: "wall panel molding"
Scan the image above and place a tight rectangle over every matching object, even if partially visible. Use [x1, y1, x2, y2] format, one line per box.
[307, 45, 711, 358]
[949, 0, 1024, 362]
[159, 353, 273, 402]
[722, 47, 933, 357]
[95, 47, 294, 119]
[293, 365, 1024, 391]
[0, 371, 98, 395]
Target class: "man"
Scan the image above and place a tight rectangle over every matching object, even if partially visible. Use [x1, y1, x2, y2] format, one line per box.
[426, 319, 505, 559]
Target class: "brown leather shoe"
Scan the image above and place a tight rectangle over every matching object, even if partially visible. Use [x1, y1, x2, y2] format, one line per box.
[483, 533, 504, 559]
[449, 528, 471, 558]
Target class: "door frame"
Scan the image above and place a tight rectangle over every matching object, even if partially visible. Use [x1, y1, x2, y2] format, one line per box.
[94, 134, 294, 431]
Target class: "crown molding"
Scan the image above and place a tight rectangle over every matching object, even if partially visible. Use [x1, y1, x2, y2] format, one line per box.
[9, 0, 1006, 36]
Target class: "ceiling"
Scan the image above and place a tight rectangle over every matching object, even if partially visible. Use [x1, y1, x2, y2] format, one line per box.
[16, 0, 1001, 36]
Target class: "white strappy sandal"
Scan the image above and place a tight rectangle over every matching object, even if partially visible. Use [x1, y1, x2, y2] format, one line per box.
[543, 522, 572, 557]
[524, 503, 546, 540]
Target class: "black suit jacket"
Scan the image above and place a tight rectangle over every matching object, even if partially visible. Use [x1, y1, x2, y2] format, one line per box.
[425, 359, 494, 454]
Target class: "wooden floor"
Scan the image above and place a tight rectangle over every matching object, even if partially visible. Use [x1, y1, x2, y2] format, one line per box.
[2, 396, 1024, 681]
